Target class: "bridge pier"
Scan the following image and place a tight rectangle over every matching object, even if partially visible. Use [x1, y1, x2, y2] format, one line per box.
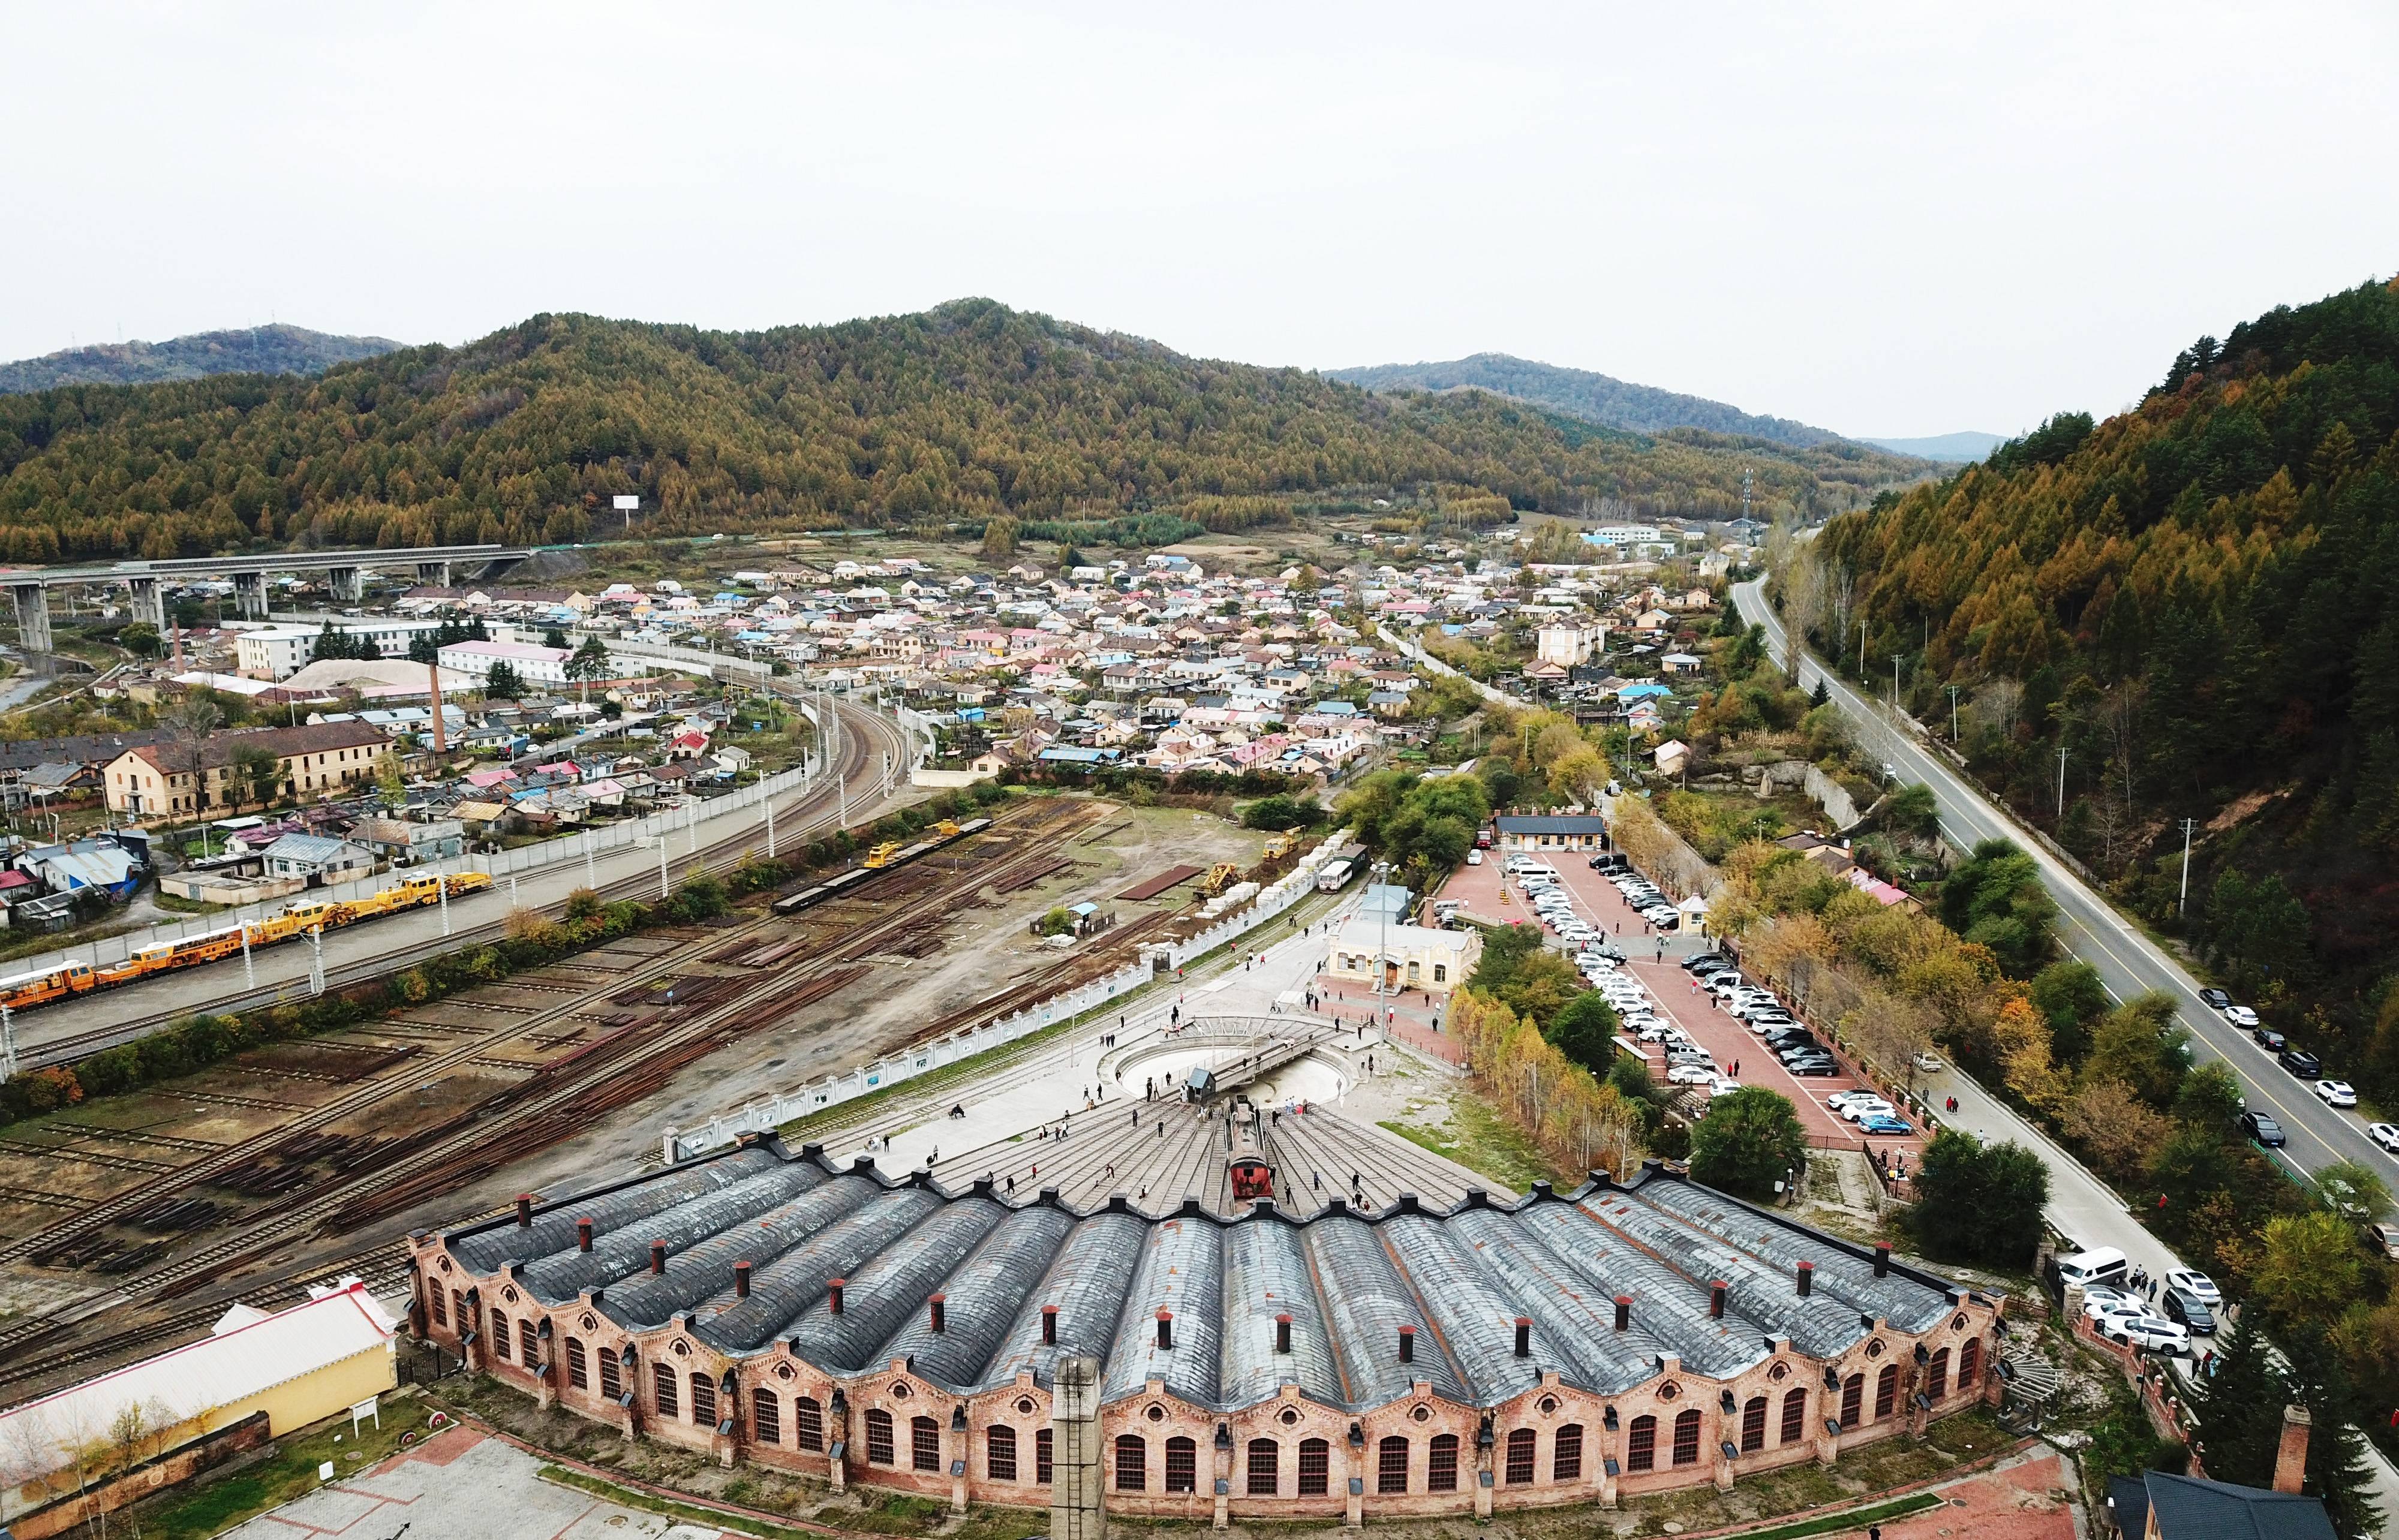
[232, 571, 269, 619]
[126, 576, 167, 630]
[416, 560, 452, 589]
[8, 584, 52, 655]
[329, 566, 363, 603]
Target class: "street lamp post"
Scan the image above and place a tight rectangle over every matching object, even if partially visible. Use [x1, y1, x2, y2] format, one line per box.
[2178, 818, 2198, 915]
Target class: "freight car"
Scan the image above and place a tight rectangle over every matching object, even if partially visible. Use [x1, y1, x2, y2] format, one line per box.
[771, 817, 988, 916]
[0, 871, 494, 1017]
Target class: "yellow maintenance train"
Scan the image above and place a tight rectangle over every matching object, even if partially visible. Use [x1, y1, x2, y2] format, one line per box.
[0, 870, 494, 1016]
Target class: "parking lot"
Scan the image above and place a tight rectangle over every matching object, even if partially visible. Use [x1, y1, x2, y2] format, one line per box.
[1439, 844, 1930, 1165]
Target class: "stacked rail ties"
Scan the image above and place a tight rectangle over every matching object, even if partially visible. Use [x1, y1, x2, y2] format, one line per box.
[411, 1135, 2005, 1525]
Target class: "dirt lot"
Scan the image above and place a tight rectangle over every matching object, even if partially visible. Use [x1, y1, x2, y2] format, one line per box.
[456, 801, 1266, 1197]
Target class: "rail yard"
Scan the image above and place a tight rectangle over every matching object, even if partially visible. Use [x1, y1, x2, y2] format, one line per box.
[0, 690, 911, 1071]
[0, 794, 1263, 1402]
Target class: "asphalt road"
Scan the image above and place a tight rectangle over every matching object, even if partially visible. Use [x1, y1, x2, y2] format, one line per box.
[1731, 578, 2398, 1211]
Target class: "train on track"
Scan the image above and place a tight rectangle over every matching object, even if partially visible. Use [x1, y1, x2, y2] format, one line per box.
[0, 870, 495, 1016]
[771, 817, 990, 916]
[1227, 1096, 1274, 1200]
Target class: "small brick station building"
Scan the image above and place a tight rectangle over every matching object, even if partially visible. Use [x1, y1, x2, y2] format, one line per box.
[405, 1139, 2004, 1529]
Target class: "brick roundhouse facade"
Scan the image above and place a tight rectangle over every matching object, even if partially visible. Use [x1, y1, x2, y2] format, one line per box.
[407, 1139, 2004, 1527]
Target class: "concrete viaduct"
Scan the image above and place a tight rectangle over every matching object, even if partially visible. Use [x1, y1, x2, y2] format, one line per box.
[3, 544, 534, 655]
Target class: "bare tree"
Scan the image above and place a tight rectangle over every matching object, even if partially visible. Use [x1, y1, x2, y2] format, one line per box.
[2099, 680, 2144, 817]
[1777, 545, 1826, 687]
[160, 693, 223, 824]
[1823, 560, 1859, 657]
[1967, 678, 2024, 747]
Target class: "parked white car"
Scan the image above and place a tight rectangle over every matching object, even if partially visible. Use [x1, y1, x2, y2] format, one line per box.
[1667, 1063, 1719, 1085]
[2314, 1079, 2358, 1108]
[2115, 1316, 2193, 1355]
[2163, 1268, 2220, 1305]
[2370, 1121, 2399, 1155]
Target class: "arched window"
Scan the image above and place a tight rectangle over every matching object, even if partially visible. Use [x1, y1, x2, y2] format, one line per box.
[866, 1408, 895, 1466]
[796, 1395, 823, 1452]
[653, 1364, 679, 1419]
[912, 1415, 940, 1472]
[1378, 1435, 1410, 1493]
[519, 1321, 539, 1365]
[1779, 1389, 1806, 1446]
[1037, 1428, 1054, 1485]
[1874, 1364, 1898, 1420]
[1505, 1427, 1535, 1484]
[1672, 1408, 1701, 1466]
[565, 1338, 588, 1391]
[1840, 1374, 1863, 1428]
[1554, 1423, 1583, 1481]
[491, 1312, 512, 1362]
[1741, 1396, 1767, 1453]
[1165, 1436, 1197, 1493]
[430, 1288, 447, 1327]
[1247, 1438, 1279, 1496]
[599, 1349, 622, 1401]
[1926, 1347, 1950, 1400]
[1427, 1433, 1458, 1491]
[1959, 1339, 1982, 1388]
[751, 1388, 780, 1446]
[1298, 1437, 1330, 1496]
[988, 1425, 1017, 1481]
[1626, 1415, 1656, 1472]
[1114, 1434, 1146, 1491]
[691, 1373, 717, 1427]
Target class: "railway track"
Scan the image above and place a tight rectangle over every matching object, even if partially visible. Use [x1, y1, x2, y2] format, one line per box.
[0, 799, 1113, 1381]
[12, 692, 911, 1071]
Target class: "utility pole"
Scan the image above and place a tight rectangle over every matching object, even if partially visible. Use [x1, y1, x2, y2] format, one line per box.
[765, 793, 777, 859]
[1946, 684, 1962, 742]
[1, 1003, 15, 1081]
[2055, 746, 2069, 819]
[2178, 818, 2199, 915]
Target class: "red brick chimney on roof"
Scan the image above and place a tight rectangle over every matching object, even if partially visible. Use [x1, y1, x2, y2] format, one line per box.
[2274, 1403, 2312, 1494]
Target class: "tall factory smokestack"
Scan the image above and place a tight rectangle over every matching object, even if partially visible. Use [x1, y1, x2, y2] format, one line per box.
[428, 662, 447, 754]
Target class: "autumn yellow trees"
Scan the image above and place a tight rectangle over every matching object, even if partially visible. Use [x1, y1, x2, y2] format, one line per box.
[1445, 989, 1644, 1180]
[0, 301, 1910, 563]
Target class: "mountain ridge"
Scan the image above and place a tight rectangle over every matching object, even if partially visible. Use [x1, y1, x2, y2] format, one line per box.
[0, 324, 405, 395]
[1854, 431, 2002, 463]
[1328, 351, 1851, 451]
[0, 300, 1934, 562]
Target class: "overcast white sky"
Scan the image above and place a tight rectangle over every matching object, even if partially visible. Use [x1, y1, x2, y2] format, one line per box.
[7, 2, 2395, 437]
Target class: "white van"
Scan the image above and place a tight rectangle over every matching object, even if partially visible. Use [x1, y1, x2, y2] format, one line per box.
[1518, 862, 1560, 879]
[2055, 1246, 2130, 1292]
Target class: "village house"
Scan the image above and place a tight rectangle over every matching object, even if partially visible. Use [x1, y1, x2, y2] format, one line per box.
[103, 722, 390, 819]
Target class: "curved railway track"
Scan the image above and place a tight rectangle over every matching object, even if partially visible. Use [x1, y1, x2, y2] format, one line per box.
[14, 693, 911, 1071]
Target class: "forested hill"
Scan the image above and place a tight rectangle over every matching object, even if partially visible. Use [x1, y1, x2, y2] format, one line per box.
[0, 324, 402, 394]
[1814, 276, 2399, 1067]
[1328, 352, 1852, 450]
[0, 301, 1931, 562]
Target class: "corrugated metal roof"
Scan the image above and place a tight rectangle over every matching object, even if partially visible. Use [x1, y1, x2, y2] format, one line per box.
[437, 1147, 1970, 1419]
[0, 1284, 393, 1478]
